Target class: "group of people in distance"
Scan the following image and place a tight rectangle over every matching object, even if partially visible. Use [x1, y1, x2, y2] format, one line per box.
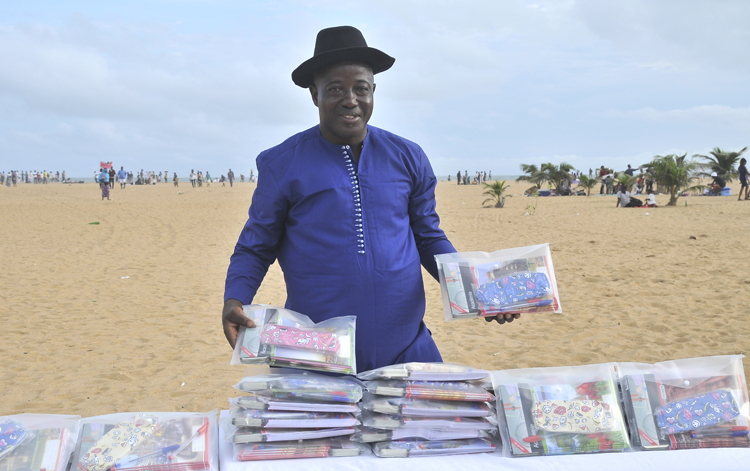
[92, 167, 258, 199]
[185, 169, 256, 188]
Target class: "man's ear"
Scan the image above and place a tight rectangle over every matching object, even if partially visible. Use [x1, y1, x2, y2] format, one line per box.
[309, 86, 319, 107]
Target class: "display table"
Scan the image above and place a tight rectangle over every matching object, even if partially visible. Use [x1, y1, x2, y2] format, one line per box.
[218, 411, 750, 471]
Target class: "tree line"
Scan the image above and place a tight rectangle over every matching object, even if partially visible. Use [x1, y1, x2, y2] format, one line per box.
[513, 147, 746, 206]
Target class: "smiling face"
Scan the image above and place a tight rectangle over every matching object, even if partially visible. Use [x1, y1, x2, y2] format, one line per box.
[310, 62, 375, 146]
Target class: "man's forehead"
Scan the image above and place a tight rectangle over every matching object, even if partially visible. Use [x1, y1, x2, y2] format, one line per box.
[313, 62, 373, 84]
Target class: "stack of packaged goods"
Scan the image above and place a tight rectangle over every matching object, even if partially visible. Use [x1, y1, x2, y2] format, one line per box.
[71, 411, 218, 471]
[0, 414, 80, 471]
[223, 373, 371, 461]
[356, 363, 500, 458]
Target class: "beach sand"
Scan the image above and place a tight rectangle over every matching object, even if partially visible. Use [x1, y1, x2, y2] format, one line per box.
[1, 180, 749, 416]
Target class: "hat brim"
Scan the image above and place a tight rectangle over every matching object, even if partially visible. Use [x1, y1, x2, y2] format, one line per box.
[292, 47, 395, 88]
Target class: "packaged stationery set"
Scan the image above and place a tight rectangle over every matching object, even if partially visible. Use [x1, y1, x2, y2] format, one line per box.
[492, 363, 631, 457]
[0, 414, 80, 471]
[358, 363, 499, 457]
[618, 355, 750, 451]
[72, 411, 218, 471]
[230, 305, 357, 375]
[370, 438, 497, 458]
[232, 439, 371, 461]
[225, 373, 364, 460]
[435, 244, 561, 320]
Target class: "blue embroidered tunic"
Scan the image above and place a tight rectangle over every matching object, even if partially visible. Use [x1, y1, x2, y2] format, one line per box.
[224, 125, 456, 372]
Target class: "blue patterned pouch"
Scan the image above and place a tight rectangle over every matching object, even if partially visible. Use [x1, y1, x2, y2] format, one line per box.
[475, 272, 551, 307]
[0, 420, 29, 460]
[655, 390, 740, 433]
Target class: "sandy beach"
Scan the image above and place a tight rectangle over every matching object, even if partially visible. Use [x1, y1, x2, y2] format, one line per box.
[1, 180, 749, 417]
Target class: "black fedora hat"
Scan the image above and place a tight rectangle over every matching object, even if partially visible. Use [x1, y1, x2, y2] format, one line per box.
[292, 26, 395, 88]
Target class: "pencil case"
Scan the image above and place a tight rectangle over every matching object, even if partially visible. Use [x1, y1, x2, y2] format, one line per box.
[475, 272, 551, 307]
[260, 324, 339, 353]
[655, 390, 740, 433]
[532, 399, 616, 433]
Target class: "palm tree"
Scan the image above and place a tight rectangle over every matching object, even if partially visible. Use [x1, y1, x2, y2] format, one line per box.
[646, 153, 702, 206]
[615, 172, 639, 192]
[576, 175, 598, 196]
[538, 162, 575, 194]
[482, 180, 510, 208]
[694, 147, 747, 182]
[516, 164, 543, 189]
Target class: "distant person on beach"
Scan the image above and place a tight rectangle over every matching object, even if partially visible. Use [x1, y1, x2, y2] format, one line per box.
[646, 190, 658, 207]
[205, 171, 211, 187]
[456, 170, 461, 185]
[738, 158, 748, 201]
[228, 169, 235, 187]
[616, 184, 641, 208]
[709, 172, 726, 196]
[599, 166, 607, 194]
[223, 26, 518, 374]
[173, 172, 179, 187]
[190, 169, 197, 188]
[624, 164, 635, 176]
[98, 168, 110, 200]
[117, 166, 127, 189]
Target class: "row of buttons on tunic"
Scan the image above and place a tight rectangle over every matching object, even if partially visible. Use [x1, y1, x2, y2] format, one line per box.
[342, 145, 365, 255]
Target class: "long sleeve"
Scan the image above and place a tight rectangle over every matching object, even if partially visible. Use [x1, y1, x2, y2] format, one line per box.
[409, 147, 456, 281]
[223, 157, 289, 304]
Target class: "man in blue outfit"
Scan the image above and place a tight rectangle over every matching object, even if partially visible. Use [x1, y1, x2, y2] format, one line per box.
[117, 166, 127, 189]
[222, 26, 518, 372]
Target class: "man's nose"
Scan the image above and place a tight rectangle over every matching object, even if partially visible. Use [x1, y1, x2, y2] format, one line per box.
[341, 88, 357, 106]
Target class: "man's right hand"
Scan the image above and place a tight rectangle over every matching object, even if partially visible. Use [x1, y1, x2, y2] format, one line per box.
[222, 299, 256, 348]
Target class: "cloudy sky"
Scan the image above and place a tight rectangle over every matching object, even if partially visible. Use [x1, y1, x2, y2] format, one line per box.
[1, 0, 748, 178]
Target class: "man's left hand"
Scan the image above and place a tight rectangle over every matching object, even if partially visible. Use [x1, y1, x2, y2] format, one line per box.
[485, 313, 521, 325]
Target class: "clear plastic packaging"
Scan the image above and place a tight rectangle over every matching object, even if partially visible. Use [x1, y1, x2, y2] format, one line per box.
[228, 396, 358, 413]
[360, 392, 492, 417]
[0, 419, 32, 461]
[234, 373, 363, 403]
[72, 411, 218, 471]
[351, 426, 488, 443]
[360, 411, 494, 431]
[223, 407, 358, 429]
[233, 438, 371, 461]
[364, 380, 494, 402]
[491, 363, 631, 457]
[371, 438, 496, 458]
[357, 362, 489, 382]
[435, 244, 562, 321]
[618, 355, 750, 451]
[225, 426, 355, 443]
[0, 414, 80, 471]
[230, 304, 273, 365]
[230, 306, 357, 375]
